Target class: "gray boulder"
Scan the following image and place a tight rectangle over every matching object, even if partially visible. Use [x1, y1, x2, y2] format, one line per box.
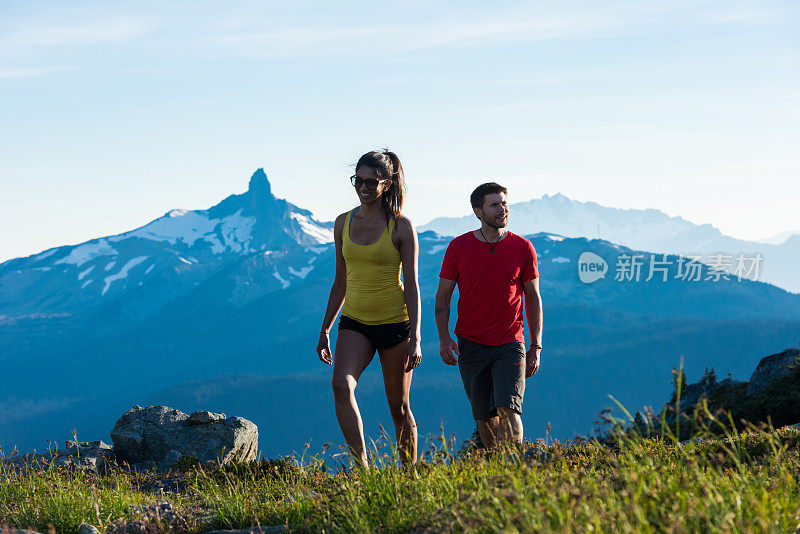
[111, 405, 258, 466]
[747, 348, 800, 396]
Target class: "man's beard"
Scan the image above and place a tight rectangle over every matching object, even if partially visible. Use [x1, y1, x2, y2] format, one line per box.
[482, 215, 508, 229]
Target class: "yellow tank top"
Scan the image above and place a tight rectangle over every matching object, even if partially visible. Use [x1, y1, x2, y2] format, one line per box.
[341, 208, 409, 325]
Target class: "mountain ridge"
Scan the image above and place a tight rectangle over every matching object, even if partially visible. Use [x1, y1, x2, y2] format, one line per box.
[420, 192, 799, 293]
[2, 169, 799, 457]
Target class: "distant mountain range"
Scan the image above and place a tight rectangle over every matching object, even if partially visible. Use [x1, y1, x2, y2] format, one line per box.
[420, 193, 800, 294]
[1, 170, 798, 458]
[0, 169, 332, 322]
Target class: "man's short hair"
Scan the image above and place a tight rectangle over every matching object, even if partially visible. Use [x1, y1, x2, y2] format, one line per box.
[470, 182, 507, 209]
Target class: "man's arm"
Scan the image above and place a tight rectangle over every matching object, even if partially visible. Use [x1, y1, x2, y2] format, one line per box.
[522, 277, 542, 377]
[434, 278, 459, 365]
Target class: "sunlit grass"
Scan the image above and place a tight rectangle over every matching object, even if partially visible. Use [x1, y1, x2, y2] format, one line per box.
[2, 396, 800, 533]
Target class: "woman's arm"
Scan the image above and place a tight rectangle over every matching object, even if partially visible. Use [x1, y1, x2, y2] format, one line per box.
[316, 213, 348, 364]
[397, 216, 422, 371]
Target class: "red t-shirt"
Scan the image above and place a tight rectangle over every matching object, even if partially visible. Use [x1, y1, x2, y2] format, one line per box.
[439, 231, 539, 346]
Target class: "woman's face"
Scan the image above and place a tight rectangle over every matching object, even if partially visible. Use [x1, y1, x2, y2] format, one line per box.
[353, 166, 391, 205]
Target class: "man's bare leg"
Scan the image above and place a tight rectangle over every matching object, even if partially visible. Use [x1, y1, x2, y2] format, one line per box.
[478, 417, 499, 450]
[332, 329, 375, 467]
[496, 406, 523, 444]
[378, 339, 417, 465]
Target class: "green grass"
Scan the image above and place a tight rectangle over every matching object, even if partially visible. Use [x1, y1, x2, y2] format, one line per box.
[3, 408, 800, 534]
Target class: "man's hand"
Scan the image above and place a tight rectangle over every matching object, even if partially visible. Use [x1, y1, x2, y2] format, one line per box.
[317, 332, 332, 365]
[405, 337, 422, 372]
[439, 336, 459, 365]
[525, 346, 540, 378]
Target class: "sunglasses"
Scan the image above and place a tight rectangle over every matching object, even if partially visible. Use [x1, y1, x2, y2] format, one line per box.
[350, 175, 389, 189]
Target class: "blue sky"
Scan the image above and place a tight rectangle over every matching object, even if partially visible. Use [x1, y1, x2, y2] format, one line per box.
[1, 0, 798, 263]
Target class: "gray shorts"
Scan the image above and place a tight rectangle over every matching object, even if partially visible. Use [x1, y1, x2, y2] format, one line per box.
[457, 336, 526, 421]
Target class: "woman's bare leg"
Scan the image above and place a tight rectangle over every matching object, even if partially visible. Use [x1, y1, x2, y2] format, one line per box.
[378, 339, 417, 465]
[332, 329, 375, 467]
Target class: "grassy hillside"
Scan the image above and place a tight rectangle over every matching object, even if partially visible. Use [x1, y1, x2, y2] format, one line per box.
[3, 413, 800, 533]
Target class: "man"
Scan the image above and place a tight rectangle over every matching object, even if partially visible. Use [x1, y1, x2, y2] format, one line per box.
[434, 182, 543, 448]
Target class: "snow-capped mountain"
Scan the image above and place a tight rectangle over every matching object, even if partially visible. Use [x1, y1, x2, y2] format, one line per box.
[420, 193, 800, 294]
[0, 169, 333, 318]
[757, 230, 800, 246]
[3, 171, 800, 456]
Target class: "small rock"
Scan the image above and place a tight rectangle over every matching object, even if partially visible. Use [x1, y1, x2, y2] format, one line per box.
[188, 411, 226, 425]
[53, 455, 98, 472]
[205, 527, 289, 534]
[63, 440, 112, 458]
[142, 477, 185, 494]
[77, 522, 101, 534]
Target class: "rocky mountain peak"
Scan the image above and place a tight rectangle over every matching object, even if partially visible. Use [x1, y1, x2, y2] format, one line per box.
[247, 168, 272, 199]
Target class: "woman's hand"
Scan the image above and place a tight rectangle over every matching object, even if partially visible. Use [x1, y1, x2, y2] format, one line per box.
[405, 337, 422, 372]
[317, 331, 332, 365]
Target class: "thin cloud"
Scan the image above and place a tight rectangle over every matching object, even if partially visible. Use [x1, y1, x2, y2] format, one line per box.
[0, 65, 76, 79]
[194, 1, 794, 60]
[201, 12, 635, 59]
[0, 18, 151, 52]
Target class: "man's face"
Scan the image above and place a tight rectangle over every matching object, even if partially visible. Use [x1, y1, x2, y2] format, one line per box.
[474, 192, 509, 229]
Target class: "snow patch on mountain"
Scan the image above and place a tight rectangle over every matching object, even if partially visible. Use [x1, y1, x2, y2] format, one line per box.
[102, 256, 148, 295]
[104, 261, 116, 271]
[290, 213, 333, 244]
[78, 266, 94, 280]
[145, 264, 155, 274]
[289, 265, 314, 279]
[34, 249, 58, 262]
[54, 239, 118, 267]
[273, 267, 290, 289]
[552, 256, 571, 263]
[428, 244, 447, 255]
[116, 208, 258, 254]
[217, 209, 257, 253]
[122, 210, 217, 245]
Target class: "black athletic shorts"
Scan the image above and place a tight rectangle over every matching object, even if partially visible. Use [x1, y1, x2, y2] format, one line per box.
[457, 336, 526, 420]
[338, 315, 411, 349]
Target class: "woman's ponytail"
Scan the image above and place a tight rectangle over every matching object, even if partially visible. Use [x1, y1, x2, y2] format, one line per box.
[381, 149, 405, 220]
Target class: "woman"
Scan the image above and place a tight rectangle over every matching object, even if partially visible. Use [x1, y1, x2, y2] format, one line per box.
[316, 149, 421, 467]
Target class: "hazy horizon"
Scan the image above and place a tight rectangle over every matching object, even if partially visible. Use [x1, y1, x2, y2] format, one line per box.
[1, 171, 797, 264]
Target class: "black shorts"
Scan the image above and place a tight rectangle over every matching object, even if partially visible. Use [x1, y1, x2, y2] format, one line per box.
[457, 336, 526, 421]
[338, 315, 411, 349]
